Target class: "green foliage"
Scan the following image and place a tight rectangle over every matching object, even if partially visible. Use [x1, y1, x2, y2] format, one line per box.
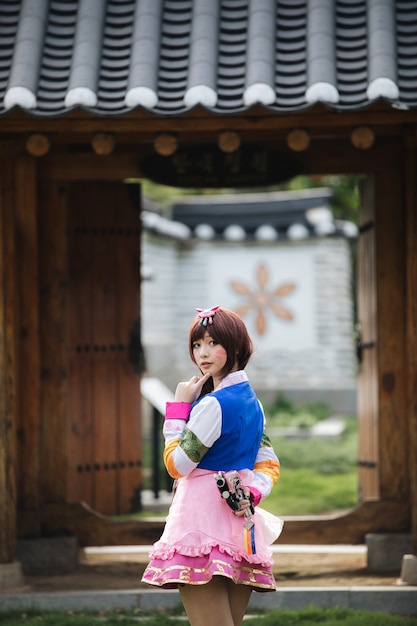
[139, 174, 362, 224]
[285, 174, 362, 223]
[1, 608, 416, 626]
[0, 609, 186, 626]
[262, 392, 331, 429]
[140, 179, 236, 209]
[244, 607, 417, 626]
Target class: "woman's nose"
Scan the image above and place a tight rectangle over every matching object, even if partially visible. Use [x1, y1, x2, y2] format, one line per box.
[199, 343, 208, 356]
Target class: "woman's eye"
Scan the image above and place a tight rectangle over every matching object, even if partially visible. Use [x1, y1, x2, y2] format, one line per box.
[192, 343, 200, 349]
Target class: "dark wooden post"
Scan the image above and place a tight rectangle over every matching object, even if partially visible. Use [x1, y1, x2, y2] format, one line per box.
[374, 160, 408, 502]
[38, 181, 69, 505]
[357, 176, 379, 500]
[405, 135, 417, 557]
[0, 149, 18, 562]
[15, 154, 42, 537]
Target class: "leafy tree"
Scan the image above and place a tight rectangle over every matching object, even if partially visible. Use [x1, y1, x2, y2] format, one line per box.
[141, 175, 362, 224]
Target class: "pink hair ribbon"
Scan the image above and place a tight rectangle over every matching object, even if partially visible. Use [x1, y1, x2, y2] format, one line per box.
[196, 305, 220, 326]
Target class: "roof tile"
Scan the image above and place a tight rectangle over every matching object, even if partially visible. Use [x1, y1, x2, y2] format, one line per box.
[0, 0, 416, 118]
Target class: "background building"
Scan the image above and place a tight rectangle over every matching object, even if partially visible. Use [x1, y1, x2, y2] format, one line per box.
[142, 188, 358, 412]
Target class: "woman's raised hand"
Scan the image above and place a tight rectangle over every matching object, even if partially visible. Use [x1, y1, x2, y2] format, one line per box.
[174, 372, 212, 404]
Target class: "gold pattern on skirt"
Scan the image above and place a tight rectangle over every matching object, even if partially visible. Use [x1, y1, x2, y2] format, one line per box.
[143, 557, 276, 590]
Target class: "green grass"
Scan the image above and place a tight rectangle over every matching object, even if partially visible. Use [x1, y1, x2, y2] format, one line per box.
[261, 415, 359, 516]
[247, 608, 417, 625]
[262, 467, 358, 516]
[260, 392, 331, 428]
[1, 608, 416, 626]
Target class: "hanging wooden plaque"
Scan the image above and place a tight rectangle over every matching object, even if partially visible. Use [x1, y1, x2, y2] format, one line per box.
[140, 144, 305, 188]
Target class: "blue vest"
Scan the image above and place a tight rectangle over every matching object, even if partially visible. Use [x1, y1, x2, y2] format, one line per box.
[196, 382, 263, 472]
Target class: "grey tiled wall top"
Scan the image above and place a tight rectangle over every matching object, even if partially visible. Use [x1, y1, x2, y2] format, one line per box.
[0, 0, 415, 118]
[168, 188, 357, 241]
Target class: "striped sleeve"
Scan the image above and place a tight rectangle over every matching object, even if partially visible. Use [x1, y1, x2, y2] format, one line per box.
[163, 396, 222, 479]
[250, 430, 280, 502]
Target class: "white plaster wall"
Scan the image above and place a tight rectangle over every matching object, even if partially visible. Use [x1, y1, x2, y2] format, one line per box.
[141, 232, 180, 390]
[141, 234, 357, 411]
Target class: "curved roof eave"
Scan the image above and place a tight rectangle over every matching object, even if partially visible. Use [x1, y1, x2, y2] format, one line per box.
[0, 96, 411, 123]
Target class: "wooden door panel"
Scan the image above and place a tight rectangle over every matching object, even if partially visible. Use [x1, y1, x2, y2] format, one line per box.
[68, 182, 142, 515]
[68, 189, 94, 505]
[90, 196, 118, 514]
[68, 352, 94, 504]
[116, 221, 142, 512]
[93, 351, 118, 513]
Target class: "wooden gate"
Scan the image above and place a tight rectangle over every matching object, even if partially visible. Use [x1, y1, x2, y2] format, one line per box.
[67, 182, 143, 515]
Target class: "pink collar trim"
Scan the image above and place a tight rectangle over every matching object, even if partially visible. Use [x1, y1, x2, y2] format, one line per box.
[215, 370, 249, 391]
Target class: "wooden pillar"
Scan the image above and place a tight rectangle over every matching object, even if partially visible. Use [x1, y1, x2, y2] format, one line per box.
[0, 148, 18, 561]
[374, 159, 408, 502]
[405, 135, 417, 555]
[357, 177, 380, 500]
[38, 181, 69, 505]
[15, 154, 42, 536]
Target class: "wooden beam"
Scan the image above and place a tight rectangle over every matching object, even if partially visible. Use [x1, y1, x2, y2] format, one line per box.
[41, 501, 165, 546]
[305, 137, 402, 175]
[15, 154, 42, 537]
[38, 181, 69, 505]
[40, 154, 142, 181]
[404, 132, 417, 555]
[0, 101, 417, 135]
[40, 499, 410, 547]
[38, 137, 402, 182]
[0, 152, 18, 562]
[279, 500, 410, 545]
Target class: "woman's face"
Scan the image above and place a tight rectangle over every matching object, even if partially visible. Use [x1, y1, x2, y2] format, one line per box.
[192, 330, 231, 386]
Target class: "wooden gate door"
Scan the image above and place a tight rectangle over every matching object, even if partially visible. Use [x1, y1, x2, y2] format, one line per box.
[356, 177, 380, 500]
[67, 181, 143, 515]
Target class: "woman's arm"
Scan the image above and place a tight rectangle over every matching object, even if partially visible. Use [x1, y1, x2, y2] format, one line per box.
[247, 431, 281, 505]
[163, 395, 222, 478]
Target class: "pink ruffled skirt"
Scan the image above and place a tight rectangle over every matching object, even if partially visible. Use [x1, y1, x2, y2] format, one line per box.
[141, 469, 281, 592]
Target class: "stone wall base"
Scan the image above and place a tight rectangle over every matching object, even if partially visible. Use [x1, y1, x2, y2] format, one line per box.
[17, 535, 79, 575]
[366, 533, 412, 572]
[0, 561, 24, 590]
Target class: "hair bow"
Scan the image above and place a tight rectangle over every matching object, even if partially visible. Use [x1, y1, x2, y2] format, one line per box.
[196, 305, 220, 326]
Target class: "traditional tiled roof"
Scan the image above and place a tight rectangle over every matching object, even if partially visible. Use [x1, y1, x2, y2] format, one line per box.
[0, 0, 416, 119]
[170, 188, 358, 241]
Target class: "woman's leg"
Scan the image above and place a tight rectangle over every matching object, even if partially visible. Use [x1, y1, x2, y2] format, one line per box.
[179, 576, 251, 626]
[226, 578, 252, 626]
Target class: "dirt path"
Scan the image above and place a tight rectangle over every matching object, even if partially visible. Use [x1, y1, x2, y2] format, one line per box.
[22, 549, 401, 593]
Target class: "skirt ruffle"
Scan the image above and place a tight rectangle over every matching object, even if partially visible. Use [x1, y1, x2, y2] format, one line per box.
[142, 546, 276, 592]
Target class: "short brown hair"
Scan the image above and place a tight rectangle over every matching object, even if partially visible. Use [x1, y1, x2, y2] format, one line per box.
[189, 307, 253, 386]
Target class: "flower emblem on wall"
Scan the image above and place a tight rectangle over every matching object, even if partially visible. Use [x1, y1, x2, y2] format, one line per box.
[230, 263, 296, 335]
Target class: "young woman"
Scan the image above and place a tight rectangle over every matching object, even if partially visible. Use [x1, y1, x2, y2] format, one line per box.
[142, 306, 282, 626]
